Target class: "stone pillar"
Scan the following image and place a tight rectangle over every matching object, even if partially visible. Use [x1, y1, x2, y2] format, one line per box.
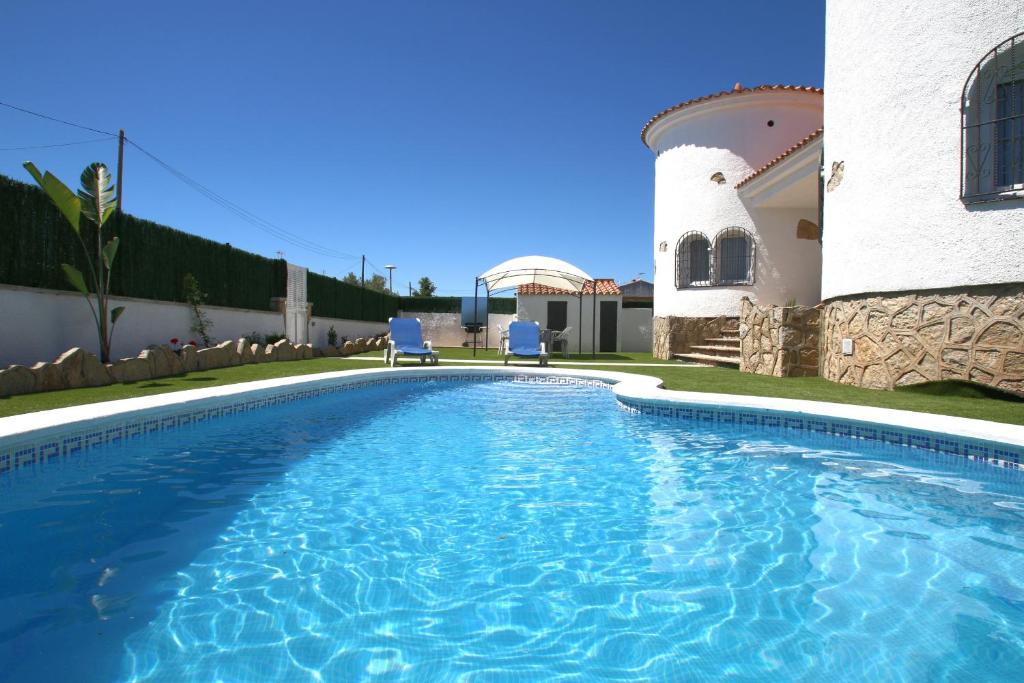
[738, 298, 820, 377]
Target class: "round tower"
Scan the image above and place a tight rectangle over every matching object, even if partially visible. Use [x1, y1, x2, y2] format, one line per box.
[643, 84, 824, 359]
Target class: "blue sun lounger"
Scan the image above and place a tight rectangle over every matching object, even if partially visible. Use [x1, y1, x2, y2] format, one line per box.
[503, 321, 548, 366]
[386, 317, 439, 367]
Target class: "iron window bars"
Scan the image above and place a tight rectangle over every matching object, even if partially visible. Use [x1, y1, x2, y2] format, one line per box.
[675, 228, 755, 289]
[962, 31, 1024, 204]
[675, 231, 711, 288]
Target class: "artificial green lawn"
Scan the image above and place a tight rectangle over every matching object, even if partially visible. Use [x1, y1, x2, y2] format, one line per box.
[0, 353, 1020, 425]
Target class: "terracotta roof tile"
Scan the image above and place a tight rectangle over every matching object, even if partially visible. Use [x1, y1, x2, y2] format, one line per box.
[517, 278, 621, 296]
[640, 84, 823, 148]
[735, 128, 823, 188]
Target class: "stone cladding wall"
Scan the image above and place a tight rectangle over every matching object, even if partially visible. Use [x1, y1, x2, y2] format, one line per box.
[738, 298, 821, 377]
[653, 315, 738, 360]
[820, 284, 1024, 394]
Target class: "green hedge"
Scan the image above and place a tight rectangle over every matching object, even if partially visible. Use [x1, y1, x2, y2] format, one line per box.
[0, 174, 286, 310]
[308, 271, 400, 322]
[400, 296, 516, 314]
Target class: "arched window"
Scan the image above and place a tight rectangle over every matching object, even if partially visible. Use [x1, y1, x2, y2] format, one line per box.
[962, 32, 1024, 204]
[713, 227, 755, 285]
[675, 231, 711, 288]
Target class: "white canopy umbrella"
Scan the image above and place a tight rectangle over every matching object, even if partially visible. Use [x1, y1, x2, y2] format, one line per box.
[473, 255, 596, 357]
[478, 255, 592, 293]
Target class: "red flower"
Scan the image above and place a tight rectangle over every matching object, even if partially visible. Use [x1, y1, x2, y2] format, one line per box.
[170, 338, 179, 344]
[189, 340, 198, 346]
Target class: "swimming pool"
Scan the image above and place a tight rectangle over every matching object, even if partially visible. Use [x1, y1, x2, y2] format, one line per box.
[2, 375, 1023, 681]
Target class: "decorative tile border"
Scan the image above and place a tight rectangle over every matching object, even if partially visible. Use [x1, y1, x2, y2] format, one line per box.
[616, 397, 1024, 470]
[0, 373, 611, 477]
[1, 366, 1021, 483]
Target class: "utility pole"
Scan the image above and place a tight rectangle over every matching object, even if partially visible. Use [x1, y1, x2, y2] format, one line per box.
[360, 255, 365, 319]
[116, 129, 125, 211]
[409, 282, 413, 296]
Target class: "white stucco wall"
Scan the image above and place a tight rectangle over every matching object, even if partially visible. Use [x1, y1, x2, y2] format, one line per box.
[397, 311, 513, 349]
[517, 294, 640, 353]
[620, 307, 653, 353]
[0, 284, 389, 367]
[821, 2, 1024, 299]
[648, 91, 824, 318]
[308, 317, 389, 347]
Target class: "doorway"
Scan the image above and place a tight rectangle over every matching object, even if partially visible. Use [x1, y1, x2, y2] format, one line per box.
[547, 301, 568, 332]
[599, 301, 617, 352]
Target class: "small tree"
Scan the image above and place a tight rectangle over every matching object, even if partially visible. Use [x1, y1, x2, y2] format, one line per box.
[24, 161, 123, 363]
[416, 277, 437, 297]
[183, 273, 214, 347]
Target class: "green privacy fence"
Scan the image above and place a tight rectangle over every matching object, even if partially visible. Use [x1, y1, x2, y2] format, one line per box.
[308, 272, 400, 322]
[400, 296, 516, 314]
[0, 174, 286, 310]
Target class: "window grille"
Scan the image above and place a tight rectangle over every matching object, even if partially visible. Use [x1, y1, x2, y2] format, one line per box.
[675, 231, 711, 288]
[962, 32, 1024, 204]
[713, 227, 755, 285]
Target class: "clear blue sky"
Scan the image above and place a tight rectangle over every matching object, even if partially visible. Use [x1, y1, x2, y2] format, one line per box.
[1, 1, 824, 296]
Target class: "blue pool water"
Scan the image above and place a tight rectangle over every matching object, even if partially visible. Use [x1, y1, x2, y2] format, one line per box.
[2, 380, 1024, 681]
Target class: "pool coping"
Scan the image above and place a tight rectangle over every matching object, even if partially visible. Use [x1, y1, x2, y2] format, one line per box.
[1, 365, 1022, 474]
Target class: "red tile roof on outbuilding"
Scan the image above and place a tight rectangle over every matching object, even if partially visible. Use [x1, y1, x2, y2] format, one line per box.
[518, 279, 621, 296]
[640, 84, 823, 148]
[735, 128, 824, 188]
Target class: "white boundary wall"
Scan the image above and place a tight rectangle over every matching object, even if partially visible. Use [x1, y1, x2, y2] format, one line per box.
[397, 311, 514, 349]
[821, 1, 1024, 298]
[0, 284, 386, 367]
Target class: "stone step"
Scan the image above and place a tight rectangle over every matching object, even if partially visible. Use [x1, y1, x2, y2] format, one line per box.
[690, 345, 741, 355]
[673, 352, 741, 368]
[703, 337, 741, 346]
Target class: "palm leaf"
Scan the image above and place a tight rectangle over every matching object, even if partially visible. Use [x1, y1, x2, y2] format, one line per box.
[61, 263, 90, 295]
[78, 163, 117, 227]
[111, 306, 126, 325]
[24, 162, 82, 232]
[101, 237, 120, 269]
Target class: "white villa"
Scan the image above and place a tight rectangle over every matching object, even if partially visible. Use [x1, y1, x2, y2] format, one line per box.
[646, 0, 1024, 393]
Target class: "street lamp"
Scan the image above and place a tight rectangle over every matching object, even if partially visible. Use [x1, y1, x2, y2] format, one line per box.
[385, 264, 396, 293]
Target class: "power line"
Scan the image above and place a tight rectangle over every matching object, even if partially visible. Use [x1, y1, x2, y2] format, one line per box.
[0, 100, 115, 136]
[0, 99, 376, 268]
[0, 135, 116, 151]
[125, 138, 360, 263]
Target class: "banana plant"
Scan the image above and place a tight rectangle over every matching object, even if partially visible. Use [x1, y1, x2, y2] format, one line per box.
[24, 162, 125, 363]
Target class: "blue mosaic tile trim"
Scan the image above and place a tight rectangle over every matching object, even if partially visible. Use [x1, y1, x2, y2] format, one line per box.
[616, 398, 1024, 471]
[0, 374, 611, 476]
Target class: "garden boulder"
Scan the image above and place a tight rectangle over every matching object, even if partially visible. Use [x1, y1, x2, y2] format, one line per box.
[108, 357, 152, 383]
[0, 365, 37, 396]
[237, 338, 255, 364]
[216, 340, 239, 366]
[273, 339, 295, 361]
[196, 346, 227, 371]
[54, 347, 112, 388]
[31, 362, 66, 392]
[140, 346, 183, 378]
[180, 345, 199, 373]
[342, 341, 356, 356]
